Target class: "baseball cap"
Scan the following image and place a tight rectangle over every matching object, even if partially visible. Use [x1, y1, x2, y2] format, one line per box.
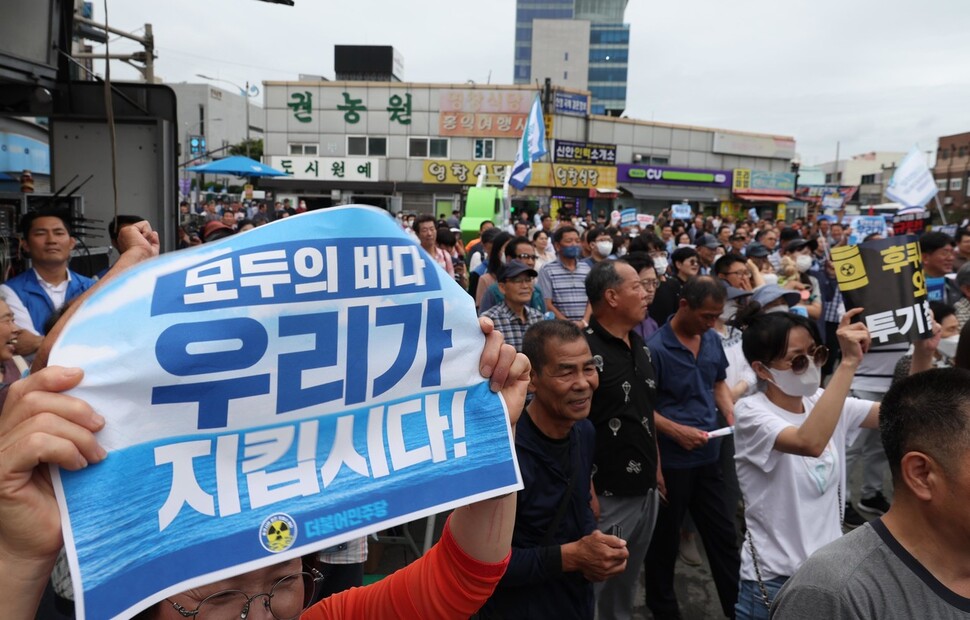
[784, 238, 818, 254]
[751, 284, 800, 308]
[499, 260, 539, 282]
[695, 233, 720, 249]
[745, 242, 770, 258]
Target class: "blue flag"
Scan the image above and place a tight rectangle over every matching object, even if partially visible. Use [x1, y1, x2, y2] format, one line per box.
[509, 95, 547, 190]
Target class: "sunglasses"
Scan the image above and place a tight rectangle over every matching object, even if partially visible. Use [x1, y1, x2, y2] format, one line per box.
[779, 345, 829, 374]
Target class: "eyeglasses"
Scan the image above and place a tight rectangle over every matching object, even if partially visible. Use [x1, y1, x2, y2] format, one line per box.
[167, 569, 323, 620]
[515, 253, 538, 261]
[724, 270, 750, 278]
[505, 275, 535, 284]
[778, 345, 829, 375]
[639, 279, 660, 290]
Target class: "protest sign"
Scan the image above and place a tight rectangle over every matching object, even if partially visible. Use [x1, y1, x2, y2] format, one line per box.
[844, 215, 888, 245]
[937, 223, 958, 238]
[671, 203, 692, 220]
[891, 209, 931, 237]
[49, 206, 522, 620]
[620, 208, 638, 228]
[831, 235, 933, 345]
[636, 213, 655, 229]
[610, 209, 622, 226]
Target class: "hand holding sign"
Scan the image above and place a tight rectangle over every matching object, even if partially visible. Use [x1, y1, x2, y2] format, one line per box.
[0, 366, 106, 618]
[837, 308, 871, 364]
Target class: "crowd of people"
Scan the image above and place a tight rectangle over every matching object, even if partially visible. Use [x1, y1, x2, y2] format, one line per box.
[4, 202, 970, 619]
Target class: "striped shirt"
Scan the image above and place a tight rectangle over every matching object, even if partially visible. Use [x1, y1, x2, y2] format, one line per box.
[537, 259, 591, 322]
[482, 302, 543, 351]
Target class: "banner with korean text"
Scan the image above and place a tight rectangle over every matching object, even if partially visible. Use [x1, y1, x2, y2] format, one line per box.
[50, 206, 522, 620]
[831, 235, 933, 346]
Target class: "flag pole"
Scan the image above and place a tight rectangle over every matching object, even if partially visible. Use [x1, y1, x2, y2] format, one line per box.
[932, 194, 948, 226]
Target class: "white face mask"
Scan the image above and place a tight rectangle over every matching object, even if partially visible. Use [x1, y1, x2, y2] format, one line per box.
[762, 273, 779, 286]
[595, 241, 613, 257]
[937, 335, 960, 359]
[795, 255, 813, 273]
[765, 360, 821, 397]
[653, 256, 669, 275]
[616, 246, 628, 257]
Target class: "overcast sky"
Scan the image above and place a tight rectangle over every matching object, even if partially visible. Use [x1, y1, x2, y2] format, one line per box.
[97, 0, 970, 166]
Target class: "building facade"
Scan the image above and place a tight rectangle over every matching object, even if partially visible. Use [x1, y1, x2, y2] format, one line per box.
[259, 80, 796, 222]
[514, 0, 629, 116]
[934, 132, 970, 216]
[168, 82, 264, 188]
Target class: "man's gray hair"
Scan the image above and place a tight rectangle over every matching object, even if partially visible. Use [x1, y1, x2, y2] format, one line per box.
[956, 261, 970, 289]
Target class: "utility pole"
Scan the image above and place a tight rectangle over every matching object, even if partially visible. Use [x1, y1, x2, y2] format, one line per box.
[73, 15, 156, 83]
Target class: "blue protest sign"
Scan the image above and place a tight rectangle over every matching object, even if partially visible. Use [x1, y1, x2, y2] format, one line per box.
[845, 215, 887, 245]
[671, 203, 692, 220]
[50, 206, 521, 620]
[620, 208, 638, 228]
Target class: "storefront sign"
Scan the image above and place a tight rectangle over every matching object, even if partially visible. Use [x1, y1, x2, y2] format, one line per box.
[619, 164, 731, 187]
[266, 156, 381, 182]
[50, 207, 520, 620]
[732, 169, 796, 194]
[422, 161, 616, 189]
[439, 89, 533, 114]
[438, 112, 529, 138]
[795, 185, 859, 204]
[831, 235, 933, 345]
[553, 140, 617, 165]
[553, 92, 589, 116]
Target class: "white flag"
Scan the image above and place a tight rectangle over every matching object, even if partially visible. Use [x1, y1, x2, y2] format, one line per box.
[885, 147, 938, 208]
[509, 95, 547, 190]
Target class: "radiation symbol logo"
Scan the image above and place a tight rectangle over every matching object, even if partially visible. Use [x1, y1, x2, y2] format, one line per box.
[831, 245, 869, 291]
[260, 513, 297, 553]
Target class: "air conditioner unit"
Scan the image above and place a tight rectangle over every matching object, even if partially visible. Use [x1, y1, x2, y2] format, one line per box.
[945, 196, 953, 205]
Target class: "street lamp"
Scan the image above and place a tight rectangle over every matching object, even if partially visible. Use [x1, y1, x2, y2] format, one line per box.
[790, 155, 802, 219]
[196, 74, 260, 158]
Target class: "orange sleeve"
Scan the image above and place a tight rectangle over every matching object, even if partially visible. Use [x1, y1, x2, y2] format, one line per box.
[303, 515, 509, 620]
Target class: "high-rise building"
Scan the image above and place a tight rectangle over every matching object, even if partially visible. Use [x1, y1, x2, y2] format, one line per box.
[513, 0, 629, 116]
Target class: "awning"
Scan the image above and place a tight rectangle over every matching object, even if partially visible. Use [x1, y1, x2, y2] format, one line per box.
[734, 192, 792, 203]
[619, 184, 720, 202]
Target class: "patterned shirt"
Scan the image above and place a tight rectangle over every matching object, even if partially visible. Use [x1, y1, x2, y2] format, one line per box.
[536, 259, 591, 322]
[482, 302, 543, 351]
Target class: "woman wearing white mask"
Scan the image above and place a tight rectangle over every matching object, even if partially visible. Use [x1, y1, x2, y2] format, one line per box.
[780, 238, 822, 319]
[732, 307, 880, 620]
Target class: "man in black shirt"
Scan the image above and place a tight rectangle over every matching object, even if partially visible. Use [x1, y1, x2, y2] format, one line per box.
[584, 260, 662, 619]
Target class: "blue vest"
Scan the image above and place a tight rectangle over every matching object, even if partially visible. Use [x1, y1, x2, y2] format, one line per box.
[5, 269, 95, 335]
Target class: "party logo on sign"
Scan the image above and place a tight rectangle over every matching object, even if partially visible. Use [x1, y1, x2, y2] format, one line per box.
[260, 513, 297, 553]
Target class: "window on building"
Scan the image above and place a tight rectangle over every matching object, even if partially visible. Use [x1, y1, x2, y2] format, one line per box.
[951, 177, 963, 191]
[860, 174, 876, 185]
[564, 52, 569, 61]
[348, 136, 387, 157]
[960, 146, 968, 157]
[288, 143, 318, 156]
[474, 139, 495, 160]
[940, 148, 950, 159]
[937, 178, 948, 192]
[408, 138, 449, 159]
[564, 71, 568, 80]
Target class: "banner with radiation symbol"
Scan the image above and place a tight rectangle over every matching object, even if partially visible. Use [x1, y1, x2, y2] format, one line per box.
[831, 235, 934, 346]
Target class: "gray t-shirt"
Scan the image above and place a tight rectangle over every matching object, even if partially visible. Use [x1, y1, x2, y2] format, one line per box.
[771, 519, 970, 619]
